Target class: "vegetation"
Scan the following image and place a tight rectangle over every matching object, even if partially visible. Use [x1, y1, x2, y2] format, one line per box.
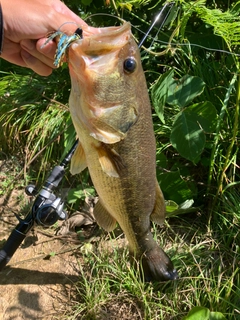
[0, 0, 239, 319]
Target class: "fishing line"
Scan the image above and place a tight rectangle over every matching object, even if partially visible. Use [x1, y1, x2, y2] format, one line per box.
[131, 23, 240, 58]
[43, 8, 240, 64]
[83, 11, 240, 58]
[158, 40, 240, 57]
[84, 12, 125, 24]
[54, 21, 80, 31]
[133, 26, 240, 58]
[138, 2, 174, 48]
[147, 3, 174, 51]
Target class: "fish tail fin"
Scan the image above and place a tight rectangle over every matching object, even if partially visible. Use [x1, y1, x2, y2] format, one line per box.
[132, 245, 178, 282]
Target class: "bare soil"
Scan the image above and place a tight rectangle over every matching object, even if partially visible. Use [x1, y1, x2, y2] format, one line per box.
[0, 159, 138, 320]
[0, 187, 95, 320]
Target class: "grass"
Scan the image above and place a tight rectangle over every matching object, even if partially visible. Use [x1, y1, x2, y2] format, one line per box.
[0, 64, 73, 182]
[0, 154, 27, 195]
[1, 170, 238, 320]
[58, 197, 240, 320]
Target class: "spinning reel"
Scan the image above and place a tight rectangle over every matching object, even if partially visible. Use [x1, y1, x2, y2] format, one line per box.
[0, 140, 78, 271]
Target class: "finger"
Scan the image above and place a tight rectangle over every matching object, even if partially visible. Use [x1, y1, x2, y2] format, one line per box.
[21, 39, 56, 69]
[21, 49, 53, 76]
[0, 39, 27, 67]
[51, 1, 88, 30]
[36, 37, 57, 60]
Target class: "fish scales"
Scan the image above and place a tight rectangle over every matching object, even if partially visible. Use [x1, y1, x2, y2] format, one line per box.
[68, 22, 178, 281]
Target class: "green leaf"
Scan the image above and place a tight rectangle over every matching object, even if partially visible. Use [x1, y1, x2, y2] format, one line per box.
[210, 312, 227, 320]
[151, 69, 175, 123]
[163, 5, 179, 28]
[166, 199, 197, 218]
[158, 170, 196, 203]
[81, 0, 93, 5]
[156, 149, 167, 168]
[67, 187, 95, 204]
[49, 252, 56, 257]
[182, 307, 210, 320]
[170, 102, 217, 162]
[187, 102, 217, 133]
[179, 199, 194, 209]
[182, 307, 227, 320]
[165, 200, 179, 213]
[167, 75, 205, 108]
[170, 110, 206, 162]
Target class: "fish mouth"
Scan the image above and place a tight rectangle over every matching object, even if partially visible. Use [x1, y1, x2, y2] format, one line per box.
[70, 21, 132, 52]
[68, 22, 132, 75]
[81, 21, 132, 50]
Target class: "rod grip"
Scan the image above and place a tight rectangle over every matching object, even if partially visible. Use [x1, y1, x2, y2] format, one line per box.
[0, 229, 26, 271]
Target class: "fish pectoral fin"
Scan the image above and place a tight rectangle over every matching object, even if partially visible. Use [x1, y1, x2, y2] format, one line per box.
[150, 181, 166, 225]
[96, 143, 125, 178]
[70, 142, 87, 175]
[90, 104, 138, 144]
[93, 200, 117, 232]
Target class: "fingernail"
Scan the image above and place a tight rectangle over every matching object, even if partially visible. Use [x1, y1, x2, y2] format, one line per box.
[39, 38, 53, 54]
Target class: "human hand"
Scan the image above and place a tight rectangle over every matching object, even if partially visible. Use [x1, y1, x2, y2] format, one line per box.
[1, 0, 87, 76]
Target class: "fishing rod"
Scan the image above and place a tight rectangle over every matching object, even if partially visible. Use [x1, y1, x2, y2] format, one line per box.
[0, 140, 79, 271]
[0, 2, 175, 271]
[138, 2, 174, 48]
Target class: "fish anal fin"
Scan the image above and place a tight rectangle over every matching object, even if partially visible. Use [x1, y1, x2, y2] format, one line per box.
[70, 142, 87, 175]
[150, 181, 166, 225]
[93, 200, 117, 232]
[96, 143, 125, 178]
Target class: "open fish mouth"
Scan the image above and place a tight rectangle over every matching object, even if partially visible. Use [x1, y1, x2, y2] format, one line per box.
[81, 21, 132, 46]
[68, 22, 133, 77]
[46, 22, 132, 68]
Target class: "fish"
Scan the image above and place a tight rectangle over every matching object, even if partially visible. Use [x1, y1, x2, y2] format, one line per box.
[68, 21, 178, 281]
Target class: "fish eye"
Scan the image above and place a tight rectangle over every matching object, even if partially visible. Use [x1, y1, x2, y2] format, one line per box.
[123, 58, 137, 73]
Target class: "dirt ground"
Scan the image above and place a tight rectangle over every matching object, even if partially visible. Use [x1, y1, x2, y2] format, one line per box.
[0, 189, 93, 320]
[0, 157, 133, 320]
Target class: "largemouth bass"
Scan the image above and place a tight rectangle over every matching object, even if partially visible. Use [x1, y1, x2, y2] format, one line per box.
[68, 22, 178, 281]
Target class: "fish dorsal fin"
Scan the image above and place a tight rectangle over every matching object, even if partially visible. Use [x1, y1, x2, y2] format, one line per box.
[93, 200, 116, 232]
[70, 142, 87, 175]
[150, 181, 166, 225]
[96, 143, 125, 178]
